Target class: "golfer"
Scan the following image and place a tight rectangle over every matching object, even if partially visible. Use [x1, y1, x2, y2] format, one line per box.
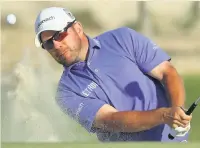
[34, 7, 192, 142]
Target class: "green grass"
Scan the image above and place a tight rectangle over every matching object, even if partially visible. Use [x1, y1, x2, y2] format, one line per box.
[183, 75, 200, 141]
[2, 143, 200, 148]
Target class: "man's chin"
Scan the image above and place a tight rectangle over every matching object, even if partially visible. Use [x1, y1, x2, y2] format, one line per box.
[56, 56, 80, 67]
[57, 60, 76, 67]
[58, 61, 69, 67]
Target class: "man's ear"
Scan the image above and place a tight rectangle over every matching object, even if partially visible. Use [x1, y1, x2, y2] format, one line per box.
[73, 21, 84, 36]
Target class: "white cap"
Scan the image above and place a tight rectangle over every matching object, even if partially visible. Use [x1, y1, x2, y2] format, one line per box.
[34, 7, 76, 47]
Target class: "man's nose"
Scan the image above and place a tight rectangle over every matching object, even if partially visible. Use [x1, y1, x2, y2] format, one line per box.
[53, 40, 62, 49]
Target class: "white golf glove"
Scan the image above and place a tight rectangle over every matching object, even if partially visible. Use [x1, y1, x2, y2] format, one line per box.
[170, 122, 191, 137]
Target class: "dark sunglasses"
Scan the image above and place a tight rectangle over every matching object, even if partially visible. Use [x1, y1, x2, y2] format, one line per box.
[41, 20, 76, 50]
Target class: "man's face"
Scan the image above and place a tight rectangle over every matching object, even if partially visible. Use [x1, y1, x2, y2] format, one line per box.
[40, 22, 82, 67]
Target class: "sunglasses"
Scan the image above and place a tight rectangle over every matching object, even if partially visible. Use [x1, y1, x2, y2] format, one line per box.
[41, 20, 76, 50]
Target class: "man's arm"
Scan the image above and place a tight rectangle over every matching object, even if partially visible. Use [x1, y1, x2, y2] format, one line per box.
[93, 61, 188, 133]
[148, 61, 185, 107]
[94, 104, 190, 132]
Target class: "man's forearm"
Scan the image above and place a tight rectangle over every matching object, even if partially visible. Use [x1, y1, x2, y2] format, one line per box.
[163, 67, 185, 107]
[97, 108, 168, 133]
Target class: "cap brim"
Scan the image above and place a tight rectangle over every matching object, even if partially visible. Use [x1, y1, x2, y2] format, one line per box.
[35, 33, 41, 48]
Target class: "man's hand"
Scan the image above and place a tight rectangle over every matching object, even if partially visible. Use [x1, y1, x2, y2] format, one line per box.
[170, 122, 191, 137]
[163, 107, 192, 128]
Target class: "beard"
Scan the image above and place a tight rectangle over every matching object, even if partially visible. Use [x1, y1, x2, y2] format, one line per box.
[55, 54, 69, 66]
[53, 49, 81, 67]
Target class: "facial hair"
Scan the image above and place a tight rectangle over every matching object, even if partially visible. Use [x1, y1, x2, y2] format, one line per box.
[53, 48, 81, 67]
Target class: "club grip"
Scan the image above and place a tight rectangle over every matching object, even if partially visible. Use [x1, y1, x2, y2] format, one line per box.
[186, 103, 197, 115]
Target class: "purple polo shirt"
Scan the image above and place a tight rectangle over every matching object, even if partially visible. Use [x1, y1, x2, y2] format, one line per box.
[56, 27, 188, 142]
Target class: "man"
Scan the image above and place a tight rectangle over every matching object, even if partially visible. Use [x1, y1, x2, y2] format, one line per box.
[34, 7, 192, 142]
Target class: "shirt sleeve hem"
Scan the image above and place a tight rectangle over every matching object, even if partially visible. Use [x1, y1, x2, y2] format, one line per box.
[142, 56, 171, 73]
[85, 102, 106, 133]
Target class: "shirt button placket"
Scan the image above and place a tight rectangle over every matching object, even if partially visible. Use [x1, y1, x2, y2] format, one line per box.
[87, 62, 101, 78]
[94, 69, 99, 73]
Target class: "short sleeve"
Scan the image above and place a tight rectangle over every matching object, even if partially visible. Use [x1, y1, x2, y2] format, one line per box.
[56, 84, 106, 133]
[125, 28, 171, 73]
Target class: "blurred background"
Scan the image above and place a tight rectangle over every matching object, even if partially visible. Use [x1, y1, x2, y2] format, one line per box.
[1, 0, 200, 142]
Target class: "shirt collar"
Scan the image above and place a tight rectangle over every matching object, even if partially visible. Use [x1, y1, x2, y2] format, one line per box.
[86, 36, 101, 63]
[87, 36, 101, 49]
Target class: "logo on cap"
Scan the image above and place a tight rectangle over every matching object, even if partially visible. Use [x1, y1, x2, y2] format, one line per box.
[37, 16, 55, 29]
[63, 9, 75, 20]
